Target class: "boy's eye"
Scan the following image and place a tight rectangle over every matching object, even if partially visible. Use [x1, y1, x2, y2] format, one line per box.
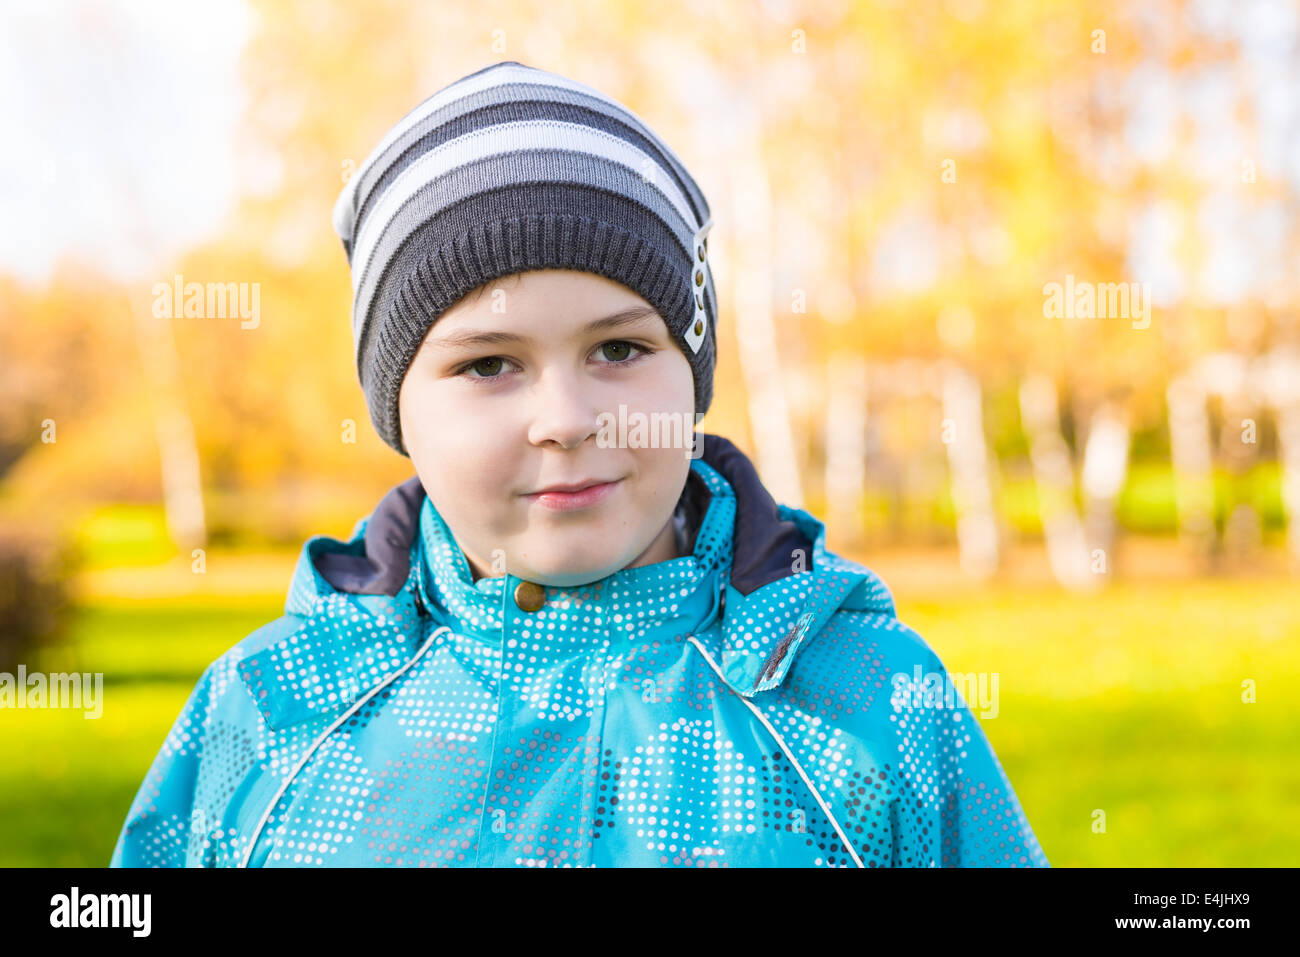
[598, 340, 642, 362]
[463, 356, 506, 378]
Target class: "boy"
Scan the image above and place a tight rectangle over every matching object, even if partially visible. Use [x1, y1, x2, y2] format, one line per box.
[110, 60, 1048, 868]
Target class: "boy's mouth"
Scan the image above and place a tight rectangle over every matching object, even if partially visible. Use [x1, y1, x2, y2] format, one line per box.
[523, 478, 623, 512]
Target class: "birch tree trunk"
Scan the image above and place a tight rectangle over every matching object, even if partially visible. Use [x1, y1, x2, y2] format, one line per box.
[126, 288, 207, 552]
[941, 363, 999, 578]
[1080, 401, 1130, 578]
[824, 353, 867, 542]
[1020, 372, 1092, 588]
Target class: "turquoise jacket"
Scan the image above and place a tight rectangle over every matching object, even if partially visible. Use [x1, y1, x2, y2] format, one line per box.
[110, 433, 1048, 868]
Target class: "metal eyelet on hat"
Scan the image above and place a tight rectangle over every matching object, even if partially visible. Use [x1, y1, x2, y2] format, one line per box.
[684, 215, 714, 355]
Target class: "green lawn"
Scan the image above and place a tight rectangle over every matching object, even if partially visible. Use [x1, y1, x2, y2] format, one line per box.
[0, 599, 282, 868]
[896, 579, 1300, 867]
[1, 577, 1295, 867]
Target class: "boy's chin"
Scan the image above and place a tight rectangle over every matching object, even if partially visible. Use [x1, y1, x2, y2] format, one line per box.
[511, 546, 625, 587]
[525, 569, 612, 588]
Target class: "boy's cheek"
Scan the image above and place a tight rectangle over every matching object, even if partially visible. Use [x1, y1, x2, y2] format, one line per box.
[401, 386, 483, 449]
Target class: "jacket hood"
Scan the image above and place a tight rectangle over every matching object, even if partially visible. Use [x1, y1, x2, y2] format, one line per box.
[239, 433, 896, 730]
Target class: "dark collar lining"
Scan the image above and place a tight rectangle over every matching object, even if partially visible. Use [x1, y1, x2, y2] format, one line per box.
[699, 433, 814, 595]
[313, 475, 423, 597]
[312, 433, 813, 598]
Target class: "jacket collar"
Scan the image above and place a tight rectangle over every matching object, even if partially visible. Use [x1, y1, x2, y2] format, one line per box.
[409, 454, 732, 642]
[237, 433, 895, 730]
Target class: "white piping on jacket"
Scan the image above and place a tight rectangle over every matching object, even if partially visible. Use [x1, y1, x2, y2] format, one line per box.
[684, 635, 866, 868]
[237, 624, 453, 868]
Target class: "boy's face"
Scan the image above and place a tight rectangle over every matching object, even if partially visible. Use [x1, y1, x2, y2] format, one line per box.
[398, 269, 697, 586]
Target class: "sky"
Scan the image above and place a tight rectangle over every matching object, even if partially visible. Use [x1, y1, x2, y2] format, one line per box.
[0, 0, 255, 284]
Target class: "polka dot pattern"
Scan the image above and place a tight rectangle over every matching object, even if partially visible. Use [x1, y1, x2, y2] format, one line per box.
[109, 456, 1048, 868]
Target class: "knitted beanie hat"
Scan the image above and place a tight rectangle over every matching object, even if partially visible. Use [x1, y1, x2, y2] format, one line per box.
[332, 60, 719, 456]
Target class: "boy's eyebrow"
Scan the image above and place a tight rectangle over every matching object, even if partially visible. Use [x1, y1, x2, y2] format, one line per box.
[422, 306, 662, 352]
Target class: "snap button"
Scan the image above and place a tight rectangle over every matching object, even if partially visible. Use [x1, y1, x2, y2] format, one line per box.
[514, 579, 546, 612]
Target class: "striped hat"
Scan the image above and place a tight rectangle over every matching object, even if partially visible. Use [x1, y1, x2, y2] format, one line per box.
[332, 60, 718, 456]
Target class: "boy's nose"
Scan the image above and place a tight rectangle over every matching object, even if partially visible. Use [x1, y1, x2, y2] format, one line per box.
[527, 373, 599, 450]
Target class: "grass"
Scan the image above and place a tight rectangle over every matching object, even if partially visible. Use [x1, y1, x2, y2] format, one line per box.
[895, 579, 1300, 867]
[0, 565, 1295, 867]
[0, 682, 217, 867]
[818, 460, 1288, 541]
[0, 597, 283, 867]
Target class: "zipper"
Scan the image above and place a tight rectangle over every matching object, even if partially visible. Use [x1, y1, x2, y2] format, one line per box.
[683, 634, 865, 868]
[236, 623, 452, 867]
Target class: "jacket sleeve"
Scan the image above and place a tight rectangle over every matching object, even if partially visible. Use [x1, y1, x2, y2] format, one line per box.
[109, 662, 216, 867]
[787, 605, 1050, 868]
[880, 626, 1050, 868]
